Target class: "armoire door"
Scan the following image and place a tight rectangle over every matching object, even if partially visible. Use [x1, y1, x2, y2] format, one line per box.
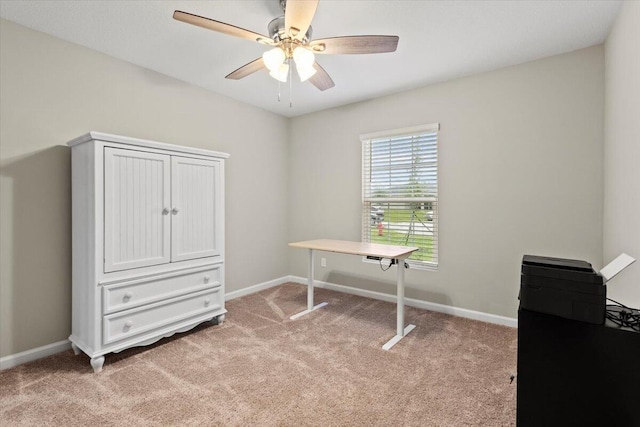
[104, 148, 171, 272]
[171, 156, 220, 262]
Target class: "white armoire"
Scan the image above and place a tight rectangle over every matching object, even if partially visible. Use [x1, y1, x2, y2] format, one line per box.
[68, 132, 228, 373]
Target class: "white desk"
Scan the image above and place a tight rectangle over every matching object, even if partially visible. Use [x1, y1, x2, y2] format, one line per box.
[289, 239, 419, 350]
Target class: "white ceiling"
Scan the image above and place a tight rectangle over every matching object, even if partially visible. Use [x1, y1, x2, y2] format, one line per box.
[0, 0, 622, 118]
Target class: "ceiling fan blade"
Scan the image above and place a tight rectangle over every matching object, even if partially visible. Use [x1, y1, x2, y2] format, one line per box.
[309, 36, 399, 55]
[225, 58, 266, 80]
[284, 0, 319, 41]
[308, 62, 335, 91]
[174, 10, 274, 45]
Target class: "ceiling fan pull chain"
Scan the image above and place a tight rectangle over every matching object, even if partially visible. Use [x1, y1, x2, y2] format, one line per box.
[289, 58, 293, 108]
[278, 80, 281, 102]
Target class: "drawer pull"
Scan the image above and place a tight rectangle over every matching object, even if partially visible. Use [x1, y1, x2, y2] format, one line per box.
[123, 292, 133, 301]
[204, 275, 210, 283]
[124, 320, 134, 330]
[204, 298, 211, 307]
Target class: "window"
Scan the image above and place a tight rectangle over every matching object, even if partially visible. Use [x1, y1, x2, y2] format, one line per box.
[361, 124, 439, 269]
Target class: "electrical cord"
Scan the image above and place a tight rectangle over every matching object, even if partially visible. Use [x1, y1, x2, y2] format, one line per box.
[379, 258, 393, 271]
[606, 298, 640, 331]
[378, 258, 410, 271]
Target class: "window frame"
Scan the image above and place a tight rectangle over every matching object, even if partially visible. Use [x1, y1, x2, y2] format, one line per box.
[360, 123, 440, 271]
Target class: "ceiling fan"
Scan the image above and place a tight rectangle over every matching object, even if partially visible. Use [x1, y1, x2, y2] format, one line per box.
[173, 0, 399, 91]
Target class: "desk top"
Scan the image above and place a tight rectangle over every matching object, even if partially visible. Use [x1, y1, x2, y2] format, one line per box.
[289, 239, 419, 259]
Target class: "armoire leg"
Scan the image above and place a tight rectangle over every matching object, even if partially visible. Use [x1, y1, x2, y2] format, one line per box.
[70, 342, 81, 356]
[90, 356, 105, 373]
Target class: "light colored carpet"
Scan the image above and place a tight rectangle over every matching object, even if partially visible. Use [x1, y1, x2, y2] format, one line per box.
[1, 283, 517, 426]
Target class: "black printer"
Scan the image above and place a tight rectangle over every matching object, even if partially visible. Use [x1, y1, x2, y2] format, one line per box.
[520, 255, 605, 324]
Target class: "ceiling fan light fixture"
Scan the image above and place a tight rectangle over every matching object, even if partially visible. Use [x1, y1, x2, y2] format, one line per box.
[296, 63, 317, 82]
[292, 46, 315, 68]
[269, 62, 289, 82]
[262, 47, 286, 72]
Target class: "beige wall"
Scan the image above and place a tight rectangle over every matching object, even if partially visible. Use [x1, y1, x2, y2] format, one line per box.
[0, 16, 616, 358]
[288, 46, 605, 318]
[604, 1, 640, 307]
[0, 19, 290, 357]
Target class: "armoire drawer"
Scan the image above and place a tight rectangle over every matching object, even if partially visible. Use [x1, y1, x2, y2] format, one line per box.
[103, 287, 223, 345]
[103, 267, 221, 314]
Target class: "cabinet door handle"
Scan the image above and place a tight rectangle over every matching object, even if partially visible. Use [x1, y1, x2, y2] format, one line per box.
[123, 292, 133, 301]
[171, 208, 179, 215]
[162, 207, 170, 215]
[124, 320, 134, 330]
[204, 275, 210, 283]
[204, 298, 211, 306]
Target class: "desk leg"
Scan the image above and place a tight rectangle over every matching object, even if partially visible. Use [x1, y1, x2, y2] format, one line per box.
[382, 258, 416, 350]
[290, 248, 328, 320]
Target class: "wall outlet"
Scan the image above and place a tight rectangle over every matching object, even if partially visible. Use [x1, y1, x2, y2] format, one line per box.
[321, 257, 327, 268]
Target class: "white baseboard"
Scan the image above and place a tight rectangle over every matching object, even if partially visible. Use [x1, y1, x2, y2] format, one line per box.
[225, 276, 290, 301]
[0, 340, 71, 371]
[288, 275, 518, 328]
[1, 275, 516, 370]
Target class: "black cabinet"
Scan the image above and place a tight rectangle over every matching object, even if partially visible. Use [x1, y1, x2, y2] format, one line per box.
[516, 308, 640, 427]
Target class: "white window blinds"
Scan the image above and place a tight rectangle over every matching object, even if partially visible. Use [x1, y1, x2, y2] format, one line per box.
[361, 124, 439, 268]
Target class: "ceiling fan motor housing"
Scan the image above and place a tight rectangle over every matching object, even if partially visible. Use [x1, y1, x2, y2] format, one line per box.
[268, 16, 312, 44]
